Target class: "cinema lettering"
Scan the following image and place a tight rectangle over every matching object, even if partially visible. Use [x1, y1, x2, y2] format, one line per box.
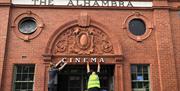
[59, 57, 105, 63]
[12, 0, 153, 7]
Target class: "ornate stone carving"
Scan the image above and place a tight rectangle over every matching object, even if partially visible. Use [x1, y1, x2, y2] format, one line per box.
[53, 26, 113, 55]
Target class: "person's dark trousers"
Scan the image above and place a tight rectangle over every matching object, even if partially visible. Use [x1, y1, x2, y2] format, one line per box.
[48, 87, 54, 91]
[54, 84, 57, 91]
[88, 87, 99, 91]
[48, 85, 57, 91]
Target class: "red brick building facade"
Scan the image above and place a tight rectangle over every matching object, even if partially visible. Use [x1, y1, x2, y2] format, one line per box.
[0, 0, 180, 91]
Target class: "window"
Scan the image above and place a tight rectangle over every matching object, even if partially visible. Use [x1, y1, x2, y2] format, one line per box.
[18, 17, 37, 34]
[131, 64, 150, 91]
[124, 12, 153, 41]
[12, 11, 44, 41]
[13, 64, 35, 91]
[129, 19, 146, 36]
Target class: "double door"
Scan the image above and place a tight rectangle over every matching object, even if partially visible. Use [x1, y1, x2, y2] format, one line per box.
[58, 65, 114, 91]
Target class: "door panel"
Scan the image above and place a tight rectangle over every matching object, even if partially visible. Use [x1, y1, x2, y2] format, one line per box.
[68, 75, 82, 91]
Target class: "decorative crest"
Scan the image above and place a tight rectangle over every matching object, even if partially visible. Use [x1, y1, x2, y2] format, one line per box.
[53, 12, 113, 55]
[53, 26, 113, 55]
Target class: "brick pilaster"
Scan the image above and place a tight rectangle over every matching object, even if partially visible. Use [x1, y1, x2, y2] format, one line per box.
[153, 1, 178, 91]
[0, 1, 10, 90]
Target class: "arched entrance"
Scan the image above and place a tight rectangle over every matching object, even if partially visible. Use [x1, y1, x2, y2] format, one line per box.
[43, 13, 124, 91]
[58, 65, 114, 91]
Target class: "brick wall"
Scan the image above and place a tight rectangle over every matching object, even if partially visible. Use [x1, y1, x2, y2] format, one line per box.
[170, 11, 180, 91]
[2, 8, 158, 91]
[0, 1, 180, 91]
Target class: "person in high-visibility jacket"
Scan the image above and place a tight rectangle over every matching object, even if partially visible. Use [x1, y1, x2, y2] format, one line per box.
[87, 62, 101, 91]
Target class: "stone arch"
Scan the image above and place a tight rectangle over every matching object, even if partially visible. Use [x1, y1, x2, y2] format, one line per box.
[43, 14, 123, 61]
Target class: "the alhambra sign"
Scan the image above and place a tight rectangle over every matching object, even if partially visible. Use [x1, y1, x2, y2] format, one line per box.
[12, 0, 153, 7]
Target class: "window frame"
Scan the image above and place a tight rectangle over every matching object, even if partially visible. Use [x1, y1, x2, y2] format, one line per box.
[131, 64, 150, 91]
[12, 64, 35, 91]
[12, 11, 44, 41]
[123, 12, 153, 42]
[18, 17, 37, 35]
[128, 19, 146, 36]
